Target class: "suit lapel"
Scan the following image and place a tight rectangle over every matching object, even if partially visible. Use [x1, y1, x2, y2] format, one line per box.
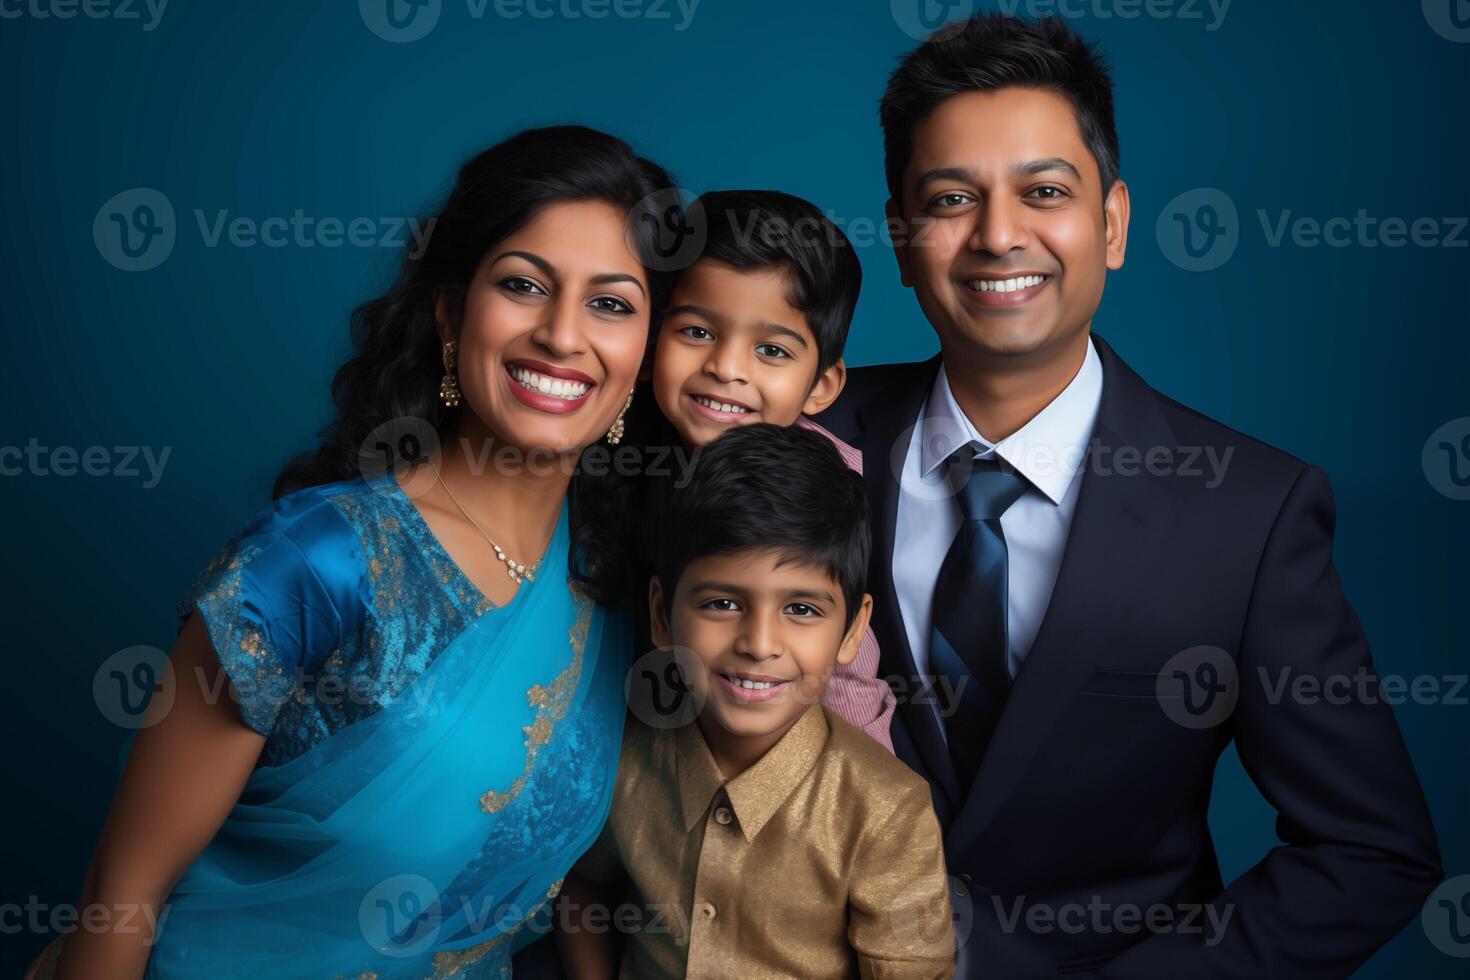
[947, 336, 1183, 858]
[851, 355, 965, 811]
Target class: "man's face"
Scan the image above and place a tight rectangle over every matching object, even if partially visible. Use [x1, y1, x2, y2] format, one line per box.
[889, 86, 1129, 363]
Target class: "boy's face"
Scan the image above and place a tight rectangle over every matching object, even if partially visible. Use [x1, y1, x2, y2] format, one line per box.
[651, 259, 845, 448]
[649, 549, 873, 749]
[888, 86, 1129, 365]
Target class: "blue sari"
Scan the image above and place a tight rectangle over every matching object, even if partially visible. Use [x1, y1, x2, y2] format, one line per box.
[140, 476, 628, 978]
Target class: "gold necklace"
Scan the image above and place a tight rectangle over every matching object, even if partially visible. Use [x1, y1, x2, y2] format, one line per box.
[427, 457, 542, 584]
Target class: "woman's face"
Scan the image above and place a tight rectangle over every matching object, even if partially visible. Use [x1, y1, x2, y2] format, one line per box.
[442, 199, 651, 456]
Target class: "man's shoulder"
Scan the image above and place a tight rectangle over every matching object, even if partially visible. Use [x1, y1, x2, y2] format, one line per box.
[817, 357, 938, 438]
[1096, 335, 1311, 496]
[1149, 382, 1312, 496]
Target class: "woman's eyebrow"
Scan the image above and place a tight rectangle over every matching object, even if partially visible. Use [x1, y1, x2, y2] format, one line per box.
[494, 250, 557, 280]
[590, 272, 646, 298]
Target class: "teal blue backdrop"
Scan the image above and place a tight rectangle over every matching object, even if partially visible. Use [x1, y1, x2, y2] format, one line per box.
[2, 1, 1467, 975]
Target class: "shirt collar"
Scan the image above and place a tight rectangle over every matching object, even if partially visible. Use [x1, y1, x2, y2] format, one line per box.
[675, 704, 828, 842]
[919, 336, 1104, 505]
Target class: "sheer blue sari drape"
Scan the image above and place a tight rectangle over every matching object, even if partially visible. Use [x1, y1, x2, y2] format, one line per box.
[139, 483, 630, 978]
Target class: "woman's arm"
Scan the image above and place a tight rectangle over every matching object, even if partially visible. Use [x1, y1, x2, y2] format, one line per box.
[554, 871, 623, 980]
[48, 612, 266, 980]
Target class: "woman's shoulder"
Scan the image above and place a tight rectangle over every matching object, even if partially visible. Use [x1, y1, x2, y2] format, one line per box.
[182, 480, 388, 653]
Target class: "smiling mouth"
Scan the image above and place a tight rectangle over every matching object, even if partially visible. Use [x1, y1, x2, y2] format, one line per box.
[507, 363, 594, 401]
[717, 670, 791, 702]
[965, 273, 1052, 294]
[688, 393, 756, 418]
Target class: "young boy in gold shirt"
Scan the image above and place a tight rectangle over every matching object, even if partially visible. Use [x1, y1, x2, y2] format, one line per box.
[557, 424, 954, 979]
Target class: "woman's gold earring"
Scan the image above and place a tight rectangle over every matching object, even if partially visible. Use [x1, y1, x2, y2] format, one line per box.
[606, 388, 634, 445]
[439, 341, 462, 408]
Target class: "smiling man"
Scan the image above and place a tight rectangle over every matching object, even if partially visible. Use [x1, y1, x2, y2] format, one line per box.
[816, 13, 1441, 979]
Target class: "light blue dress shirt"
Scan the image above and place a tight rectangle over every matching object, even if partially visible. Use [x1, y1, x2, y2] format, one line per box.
[893, 338, 1104, 735]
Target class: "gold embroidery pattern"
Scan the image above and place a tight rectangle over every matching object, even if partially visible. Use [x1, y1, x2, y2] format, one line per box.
[427, 878, 565, 978]
[429, 929, 510, 977]
[478, 593, 592, 814]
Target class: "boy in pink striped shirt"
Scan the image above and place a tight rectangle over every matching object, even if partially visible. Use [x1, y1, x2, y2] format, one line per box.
[646, 190, 895, 752]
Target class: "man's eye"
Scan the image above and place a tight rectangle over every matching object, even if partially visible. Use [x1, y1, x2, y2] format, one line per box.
[500, 276, 545, 295]
[755, 343, 791, 359]
[679, 325, 714, 341]
[1027, 186, 1068, 201]
[589, 295, 634, 315]
[931, 192, 973, 209]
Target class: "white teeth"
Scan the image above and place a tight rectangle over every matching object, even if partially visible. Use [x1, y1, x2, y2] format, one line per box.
[510, 366, 589, 400]
[695, 395, 749, 414]
[969, 274, 1048, 293]
[728, 676, 778, 690]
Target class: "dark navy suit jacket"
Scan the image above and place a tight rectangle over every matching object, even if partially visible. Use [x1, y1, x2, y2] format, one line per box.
[813, 335, 1442, 979]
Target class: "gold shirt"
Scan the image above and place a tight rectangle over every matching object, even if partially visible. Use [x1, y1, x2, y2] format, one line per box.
[575, 704, 955, 979]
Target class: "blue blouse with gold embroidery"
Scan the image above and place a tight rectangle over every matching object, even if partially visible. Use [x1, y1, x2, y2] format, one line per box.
[181, 475, 500, 767]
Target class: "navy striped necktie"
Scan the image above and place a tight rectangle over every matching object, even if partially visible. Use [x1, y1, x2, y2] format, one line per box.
[928, 450, 1029, 793]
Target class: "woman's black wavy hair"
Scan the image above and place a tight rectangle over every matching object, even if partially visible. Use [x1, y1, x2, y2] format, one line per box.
[273, 125, 679, 607]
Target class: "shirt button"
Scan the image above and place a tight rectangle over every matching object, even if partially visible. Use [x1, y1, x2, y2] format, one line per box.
[714, 806, 733, 826]
[699, 901, 717, 920]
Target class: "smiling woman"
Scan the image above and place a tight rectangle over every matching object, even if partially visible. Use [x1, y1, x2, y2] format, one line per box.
[36, 126, 677, 980]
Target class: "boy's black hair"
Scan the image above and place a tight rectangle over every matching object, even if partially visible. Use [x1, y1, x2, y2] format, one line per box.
[689, 189, 861, 378]
[879, 14, 1120, 207]
[655, 423, 870, 631]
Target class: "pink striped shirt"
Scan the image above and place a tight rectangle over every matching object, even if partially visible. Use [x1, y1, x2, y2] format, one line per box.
[795, 415, 896, 754]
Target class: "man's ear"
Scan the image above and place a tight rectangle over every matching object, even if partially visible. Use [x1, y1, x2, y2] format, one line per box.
[648, 575, 673, 649]
[835, 593, 874, 667]
[885, 198, 913, 288]
[801, 358, 847, 417]
[1104, 179, 1130, 271]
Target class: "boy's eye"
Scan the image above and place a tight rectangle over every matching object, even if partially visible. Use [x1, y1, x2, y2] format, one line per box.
[755, 343, 791, 359]
[784, 603, 821, 617]
[702, 597, 741, 612]
[679, 325, 714, 342]
[589, 295, 635, 315]
[500, 275, 546, 295]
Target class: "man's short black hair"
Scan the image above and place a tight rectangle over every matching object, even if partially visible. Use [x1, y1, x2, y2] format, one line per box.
[880, 14, 1120, 207]
[655, 423, 870, 630]
[688, 189, 862, 378]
